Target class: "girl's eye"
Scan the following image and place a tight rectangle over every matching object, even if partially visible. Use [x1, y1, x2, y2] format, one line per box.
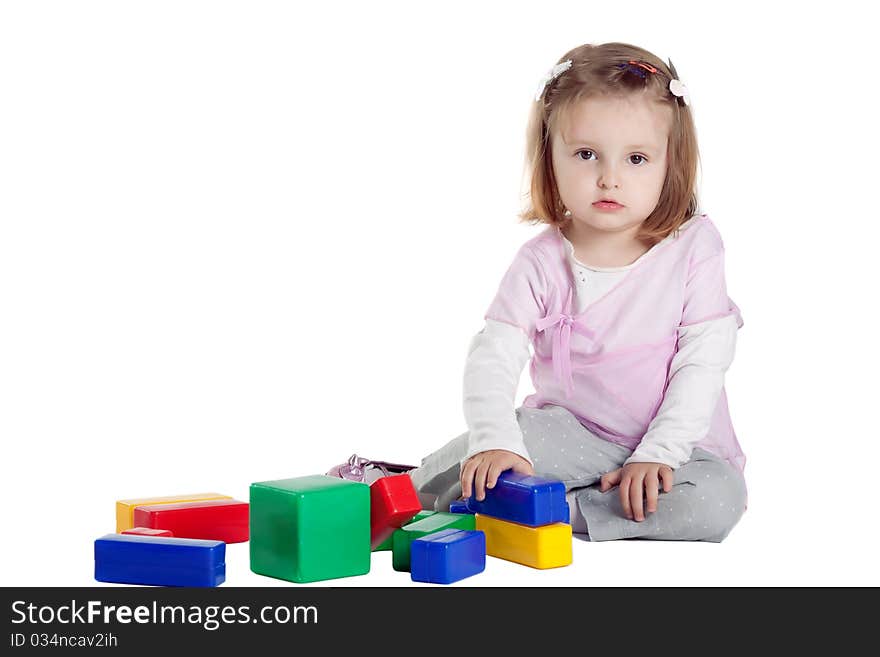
[575, 150, 647, 165]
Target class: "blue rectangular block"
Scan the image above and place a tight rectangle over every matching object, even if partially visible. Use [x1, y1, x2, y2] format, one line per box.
[410, 528, 485, 585]
[448, 500, 473, 514]
[95, 534, 226, 587]
[465, 471, 568, 526]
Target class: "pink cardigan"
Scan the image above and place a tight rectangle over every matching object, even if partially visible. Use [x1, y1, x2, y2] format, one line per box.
[484, 215, 746, 473]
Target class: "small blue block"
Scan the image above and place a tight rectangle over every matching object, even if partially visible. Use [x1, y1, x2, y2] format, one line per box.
[95, 534, 226, 587]
[465, 471, 568, 526]
[448, 500, 472, 514]
[410, 528, 485, 584]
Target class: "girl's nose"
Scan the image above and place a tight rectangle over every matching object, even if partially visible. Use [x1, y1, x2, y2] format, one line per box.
[597, 166, 620, 189]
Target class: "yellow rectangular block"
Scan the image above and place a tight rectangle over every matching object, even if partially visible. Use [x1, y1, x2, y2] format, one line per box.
[115, 493, 232, 532]
[475, 513, 572, 569]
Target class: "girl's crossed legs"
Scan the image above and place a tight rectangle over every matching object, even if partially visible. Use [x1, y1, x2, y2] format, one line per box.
[408, 404, 747, 543]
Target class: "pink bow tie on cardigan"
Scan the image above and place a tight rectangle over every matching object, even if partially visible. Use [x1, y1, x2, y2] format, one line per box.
[535, 288, 597, 398]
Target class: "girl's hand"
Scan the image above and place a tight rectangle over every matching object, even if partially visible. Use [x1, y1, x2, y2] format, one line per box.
[599, 462, 674, 521]
[460, 450, 534, 502]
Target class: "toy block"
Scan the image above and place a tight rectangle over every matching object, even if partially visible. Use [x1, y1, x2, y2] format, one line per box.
[392, 511, 476, 572]
[410, 529, 486, 584]
[94, 534, 225, 587]
[475, 513, 572, 569]
[115, 493, 232, 532]
[134, 499, 249, 543]
[448, 500, 472, 514]
[121, 527, 173, 537]
[412, 510, 437, 522]
[370, 474, 421, 549]
[250, 475, 370, 583]
[374, 510, 436, 552]
[465, 471, 568, 526]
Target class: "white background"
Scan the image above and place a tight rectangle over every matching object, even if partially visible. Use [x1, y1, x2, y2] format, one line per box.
[2, 0, 878, 587]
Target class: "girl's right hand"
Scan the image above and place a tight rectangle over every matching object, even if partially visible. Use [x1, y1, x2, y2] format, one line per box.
[460, 449, 534, 502]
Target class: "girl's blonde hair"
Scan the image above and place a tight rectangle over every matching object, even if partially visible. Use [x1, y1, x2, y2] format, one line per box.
[520, 42, 701, 245]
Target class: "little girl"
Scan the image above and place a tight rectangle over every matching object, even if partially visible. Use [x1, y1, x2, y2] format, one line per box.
[331, 42, 747, 543]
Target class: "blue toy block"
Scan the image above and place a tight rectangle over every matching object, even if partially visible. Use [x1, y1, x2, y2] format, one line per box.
[464, 471, 568, 527]
[448, 500, 472, 514]
[94, 534, 225, 587]
[410, 528, 486, 584]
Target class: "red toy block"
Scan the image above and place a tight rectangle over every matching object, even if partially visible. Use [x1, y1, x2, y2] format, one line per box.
[133, 499, 249, 543]
[121, 527, 174, 537]
[370, 474, 421, 550]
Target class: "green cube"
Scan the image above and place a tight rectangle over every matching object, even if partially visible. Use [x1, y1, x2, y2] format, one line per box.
[250, 475, 370, 583]
[392, 511, 476, 571]
[374, 510, 437, 552]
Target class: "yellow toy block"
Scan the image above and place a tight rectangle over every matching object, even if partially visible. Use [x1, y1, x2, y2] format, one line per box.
[115, 493, 232, 532]
[475, 513, 572, 569]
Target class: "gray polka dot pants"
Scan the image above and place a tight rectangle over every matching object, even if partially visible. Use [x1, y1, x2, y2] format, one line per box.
[407, 404, 747, 543]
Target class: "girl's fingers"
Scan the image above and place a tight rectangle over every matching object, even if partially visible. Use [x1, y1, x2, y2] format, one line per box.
[600, 468, 621, 492]
[620, 476, 632, 519]
[645, 471, 660, 514]
[629, 474, 646, 521]
[486, 461, 505, 490]
[460, 459, 478, 499]
[474, 460, 492, 501]
[660, 467, 674, 493]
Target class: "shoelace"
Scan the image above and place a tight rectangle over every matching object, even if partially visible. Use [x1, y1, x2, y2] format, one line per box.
[333, 454, 415, 482]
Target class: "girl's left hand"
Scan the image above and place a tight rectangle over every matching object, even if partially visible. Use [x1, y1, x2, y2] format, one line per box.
[599, 462, 674, 521]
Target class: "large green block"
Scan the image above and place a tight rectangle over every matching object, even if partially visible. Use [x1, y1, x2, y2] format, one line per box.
[392, 511, 476, 572]
[250, 475, 370, 583]
[373, 510, 436, 552]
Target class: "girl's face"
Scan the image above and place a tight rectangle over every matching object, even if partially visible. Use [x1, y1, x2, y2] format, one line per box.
[550, 93, 671, 238]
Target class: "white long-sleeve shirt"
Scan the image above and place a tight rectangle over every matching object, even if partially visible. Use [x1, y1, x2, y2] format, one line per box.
[463, 233, 738, 470]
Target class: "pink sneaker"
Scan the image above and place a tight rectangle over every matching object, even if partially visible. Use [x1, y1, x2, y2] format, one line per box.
[326, 453, 416, 484]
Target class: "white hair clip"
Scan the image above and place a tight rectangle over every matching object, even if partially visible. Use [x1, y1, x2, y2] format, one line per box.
[665, 57, 691, 107]
[668, 78, 690, 106]
[535, 59, 573, 102]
